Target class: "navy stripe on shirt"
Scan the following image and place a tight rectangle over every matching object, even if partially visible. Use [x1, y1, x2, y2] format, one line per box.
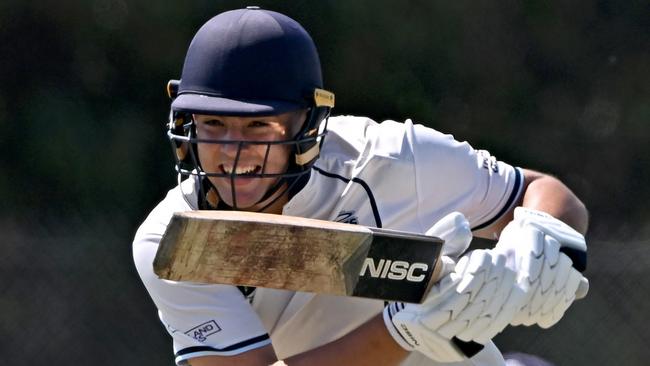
[312, 166, 383, 228]
[175, 333, 270, 357]
[471, 167, 524, 231]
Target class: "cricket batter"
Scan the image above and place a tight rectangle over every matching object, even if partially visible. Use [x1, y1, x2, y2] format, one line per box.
[133, 7, 589, 366]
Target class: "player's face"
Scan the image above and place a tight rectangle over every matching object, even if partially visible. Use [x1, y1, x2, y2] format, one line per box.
[194, 110, 305, 210]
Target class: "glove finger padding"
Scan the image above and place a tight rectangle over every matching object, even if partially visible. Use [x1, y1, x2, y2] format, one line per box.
[537, 265, 582, 329]
[495, 207, 589, 329]
[385, 249, 524, 363]
[424, 211, 473, 288]
[452, 251, 524, 343]
[576, 277, 589, 299]
[426, 212, 473, 260]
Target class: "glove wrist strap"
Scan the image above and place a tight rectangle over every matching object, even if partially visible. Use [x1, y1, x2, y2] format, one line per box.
[382, 304, 415, 351]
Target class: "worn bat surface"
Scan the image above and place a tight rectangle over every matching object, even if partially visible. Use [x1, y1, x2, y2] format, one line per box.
[153, 211, 444, 303]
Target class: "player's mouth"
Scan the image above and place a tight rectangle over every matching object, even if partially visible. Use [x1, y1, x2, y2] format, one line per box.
[219, 164, 264, 196]
[220, 163, 261, 175]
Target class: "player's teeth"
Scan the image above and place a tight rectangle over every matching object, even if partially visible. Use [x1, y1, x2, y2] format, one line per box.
[236, 166, 256, 174]
[222, 165, 257, 174]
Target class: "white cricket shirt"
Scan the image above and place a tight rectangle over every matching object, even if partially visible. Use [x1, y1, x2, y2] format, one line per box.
[133, 115, 524, 365]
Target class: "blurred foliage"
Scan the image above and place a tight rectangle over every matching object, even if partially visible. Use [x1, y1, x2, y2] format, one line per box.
[1, 1, 649, 365]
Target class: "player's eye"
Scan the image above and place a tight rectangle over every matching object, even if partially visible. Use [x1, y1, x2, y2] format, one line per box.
[248, 120, 271, 128]
[202, 119, 224, 127]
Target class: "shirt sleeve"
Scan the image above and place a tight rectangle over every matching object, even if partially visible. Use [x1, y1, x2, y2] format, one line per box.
[405, 120, 524, 233]
[132, 194, 271, 365]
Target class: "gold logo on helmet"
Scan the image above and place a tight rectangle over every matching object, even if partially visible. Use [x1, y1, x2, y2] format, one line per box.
[314, 89, 335, 108]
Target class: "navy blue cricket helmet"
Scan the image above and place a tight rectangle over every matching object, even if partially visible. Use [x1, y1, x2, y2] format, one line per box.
[166, 7, 334, 210]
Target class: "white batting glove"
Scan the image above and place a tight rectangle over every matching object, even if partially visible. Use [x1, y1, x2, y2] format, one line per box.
[494, 207, 589, 329]
[383, 213, 526, 362]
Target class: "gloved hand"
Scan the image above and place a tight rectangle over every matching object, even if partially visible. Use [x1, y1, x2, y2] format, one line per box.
[383, 212, 526, 362]
[494, 207, 589, 329]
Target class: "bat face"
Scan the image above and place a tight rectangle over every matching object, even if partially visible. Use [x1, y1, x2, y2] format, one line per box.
[153, 211, 443, 303]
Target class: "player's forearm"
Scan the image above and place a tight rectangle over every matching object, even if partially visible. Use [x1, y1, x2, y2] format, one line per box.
[519, 169, 589, 235]
[284, 314, 409, 366]
[474, 169, 588, 240]
[189, 315, 409, 366]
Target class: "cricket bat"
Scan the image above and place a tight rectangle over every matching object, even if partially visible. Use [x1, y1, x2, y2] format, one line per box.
[153, 210, 445, 303]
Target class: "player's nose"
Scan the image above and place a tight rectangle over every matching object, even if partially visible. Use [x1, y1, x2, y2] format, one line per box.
[219, 138, 243, 158]
[218, 126, 250, 158]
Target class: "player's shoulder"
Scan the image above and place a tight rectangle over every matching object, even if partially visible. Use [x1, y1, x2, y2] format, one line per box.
[133, 177, 197, 245]
[326, 115, 408, 140]
[321, 115, 374, 154]
[324, 115, 460, 159]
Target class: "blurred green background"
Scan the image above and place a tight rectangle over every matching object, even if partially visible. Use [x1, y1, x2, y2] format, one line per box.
[2, 1, 648, 364]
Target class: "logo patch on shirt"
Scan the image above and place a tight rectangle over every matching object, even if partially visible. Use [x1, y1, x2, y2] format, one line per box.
[479, 150, 499, 173]
[185, 320, 221, 342]
[335, 210, 359, 224]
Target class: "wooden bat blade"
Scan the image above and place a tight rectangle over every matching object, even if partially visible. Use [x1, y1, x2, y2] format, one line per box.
[154, 211, 374, 295]
[153, 211, 444, 303]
